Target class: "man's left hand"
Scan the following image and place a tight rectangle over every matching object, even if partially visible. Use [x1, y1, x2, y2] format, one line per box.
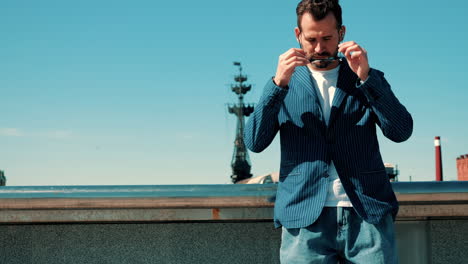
[338, 41, 370, 81]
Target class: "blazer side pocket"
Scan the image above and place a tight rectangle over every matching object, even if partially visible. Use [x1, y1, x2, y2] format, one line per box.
[279, 162, 301, 180]
[279, 163, 302, 195]
[356, 169, 392, 198]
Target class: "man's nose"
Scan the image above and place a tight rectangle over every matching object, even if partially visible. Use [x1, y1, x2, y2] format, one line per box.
[315, 42, 325, 54]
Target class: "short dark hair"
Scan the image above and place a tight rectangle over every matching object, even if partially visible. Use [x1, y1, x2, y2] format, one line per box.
[296, 0, 342, 30]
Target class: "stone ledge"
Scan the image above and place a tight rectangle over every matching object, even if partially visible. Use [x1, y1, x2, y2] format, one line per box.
[1, 182, 468, 223]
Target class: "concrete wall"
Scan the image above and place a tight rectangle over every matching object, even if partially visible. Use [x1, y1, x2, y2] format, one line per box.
[0, 222, 281, 264]
[1, 220, 468, 264]
[1, 182, 468, 264]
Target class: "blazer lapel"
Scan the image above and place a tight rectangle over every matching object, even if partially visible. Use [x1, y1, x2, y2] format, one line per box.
[293, 66, 324, 123]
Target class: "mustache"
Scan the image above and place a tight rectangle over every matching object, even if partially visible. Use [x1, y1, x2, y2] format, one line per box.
[307, 50, 342, 63]
[309, 52, 332, 58]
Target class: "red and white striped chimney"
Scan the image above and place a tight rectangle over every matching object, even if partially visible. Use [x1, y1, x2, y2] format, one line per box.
[435, 136, 443, 181]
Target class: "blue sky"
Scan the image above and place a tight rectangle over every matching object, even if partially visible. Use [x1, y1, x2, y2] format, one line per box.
[1, 0, 467, 185]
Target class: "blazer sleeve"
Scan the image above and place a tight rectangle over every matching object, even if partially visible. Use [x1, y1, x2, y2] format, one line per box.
[244, 78, 289, 153]
[358, 69, 413, 143]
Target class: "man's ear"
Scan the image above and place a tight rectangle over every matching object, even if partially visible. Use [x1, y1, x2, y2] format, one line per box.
[339, 25, 346, 42]
[294, 27, 301, 43]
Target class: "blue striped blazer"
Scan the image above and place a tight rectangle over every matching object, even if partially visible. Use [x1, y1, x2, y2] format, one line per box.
[244, 60, 413, 228]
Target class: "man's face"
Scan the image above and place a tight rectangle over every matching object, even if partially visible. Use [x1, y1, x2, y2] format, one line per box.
[295, 12, 344, 70]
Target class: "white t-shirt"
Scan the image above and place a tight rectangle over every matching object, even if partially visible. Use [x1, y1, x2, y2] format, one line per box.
[309, 65, 353, 207]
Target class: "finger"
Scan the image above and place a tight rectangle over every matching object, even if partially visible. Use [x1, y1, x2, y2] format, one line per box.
[287, 60, 309, 69]
[350, 51, 362, 59]
[339, 43, 359, 54]
[339, 44, 367, 61]
[285, 48, 307, 59]
[338, 41, 356, 51]
[339, 41, 365, 56]
[282, 59, 308, 73]
[344, 44, 360, 58]
[346, 47, 367, 61]
[284, 55, 309, 67]
[281, 48, 306, 57]
[280, 50, 307, 64]
[289, 48, 307, 55]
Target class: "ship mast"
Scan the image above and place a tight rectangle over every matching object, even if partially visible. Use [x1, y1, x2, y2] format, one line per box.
[228, 62, 254, 183]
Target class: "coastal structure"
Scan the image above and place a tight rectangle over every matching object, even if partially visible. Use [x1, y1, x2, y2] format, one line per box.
[0, 170, 5, 186]
[228, 62, 254, 183]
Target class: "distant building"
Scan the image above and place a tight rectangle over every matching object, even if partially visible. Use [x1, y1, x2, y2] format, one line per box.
[457, 154, 468, 181]
[0, 170, 5, 186]
[385, 163, 399, 182]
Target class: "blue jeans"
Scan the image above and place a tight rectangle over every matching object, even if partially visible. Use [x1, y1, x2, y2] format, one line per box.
[280, 207, 397, 264]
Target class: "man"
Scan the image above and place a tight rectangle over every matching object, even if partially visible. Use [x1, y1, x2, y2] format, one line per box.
[244, 0, 413, 263]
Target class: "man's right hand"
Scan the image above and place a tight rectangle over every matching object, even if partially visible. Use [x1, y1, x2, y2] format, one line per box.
[273, 48, 309, 88]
